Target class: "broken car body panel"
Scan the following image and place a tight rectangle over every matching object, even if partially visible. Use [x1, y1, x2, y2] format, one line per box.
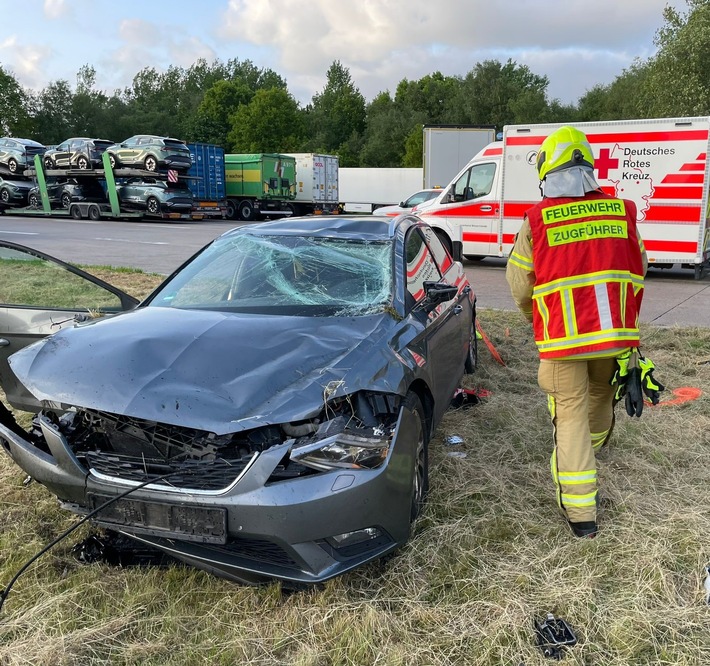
[0, 216, 476, 585]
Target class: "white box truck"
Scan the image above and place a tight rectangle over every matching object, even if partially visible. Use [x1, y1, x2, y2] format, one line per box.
[286, 153, 339, 215]
[338, 168, 423, 213]
[416, 117, 710, 278]
[423, 124, 496, 189]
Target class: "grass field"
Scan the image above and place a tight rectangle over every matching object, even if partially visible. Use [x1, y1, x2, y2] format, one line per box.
[0, 267, 709, 665]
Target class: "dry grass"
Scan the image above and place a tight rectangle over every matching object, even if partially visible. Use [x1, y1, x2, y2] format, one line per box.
[1, 267, 709, 665]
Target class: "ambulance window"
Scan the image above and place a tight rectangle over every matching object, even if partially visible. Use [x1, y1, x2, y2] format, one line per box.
[470, 163, 495, 198]
[405, 229, 441, 306]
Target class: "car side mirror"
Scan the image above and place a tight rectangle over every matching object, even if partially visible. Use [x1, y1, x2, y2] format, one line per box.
[399, 201, 405, 207]
[445, 188, 455, 204]
[421, 281, 458, 312]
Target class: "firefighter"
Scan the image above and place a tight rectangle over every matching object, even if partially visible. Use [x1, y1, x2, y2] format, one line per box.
[506, 125, 648, 538]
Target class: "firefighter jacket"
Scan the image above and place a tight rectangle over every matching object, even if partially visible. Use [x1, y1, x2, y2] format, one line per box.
[506, 192, 647, 359]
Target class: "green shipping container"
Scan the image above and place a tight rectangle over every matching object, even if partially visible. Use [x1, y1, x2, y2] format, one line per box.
[224, 153, 297, 201]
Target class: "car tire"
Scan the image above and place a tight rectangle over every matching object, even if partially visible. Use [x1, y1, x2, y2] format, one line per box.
[88, 205, 101, 221]
[70, 205, 83, 220]
[44, 157, 55, 170]
[144, 155, 158, 172]
[7, 158, 18, 174]
[146, 197, 160, 215]
[464, 308, 478, 374]
[403, 391, 429, 524]
[239, 200, 256, 221]
[28, 193, 40, 208]
[108, 154, 118, 170]
[464, 255, 485, 261]
[60, 193, 72, 209]
[0, 189, 9, 203]
[76, 155, 90, 170]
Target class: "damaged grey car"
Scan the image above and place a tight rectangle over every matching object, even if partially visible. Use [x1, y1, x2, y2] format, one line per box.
[0, 215, 477, 586]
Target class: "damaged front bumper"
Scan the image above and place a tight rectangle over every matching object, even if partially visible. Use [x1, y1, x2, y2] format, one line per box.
[0, 399, 422, 585]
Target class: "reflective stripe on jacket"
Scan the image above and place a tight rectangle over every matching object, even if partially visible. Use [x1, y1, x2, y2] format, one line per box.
[525, 193, 645, 359]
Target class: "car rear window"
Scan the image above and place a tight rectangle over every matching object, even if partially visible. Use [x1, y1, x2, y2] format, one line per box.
[163, 140, 187, 149]
[93, 141, 113, 149]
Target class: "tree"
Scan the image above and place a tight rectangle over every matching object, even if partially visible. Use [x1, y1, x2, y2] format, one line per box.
[0, 65, 31, 136]
[637, 0, 710, 116]
[308, 61, 366, 158]
[227, 88, 304, 152]
[191, 79, 252, 146]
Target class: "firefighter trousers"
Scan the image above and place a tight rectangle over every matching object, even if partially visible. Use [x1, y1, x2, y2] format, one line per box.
[538, 357, 617, 523]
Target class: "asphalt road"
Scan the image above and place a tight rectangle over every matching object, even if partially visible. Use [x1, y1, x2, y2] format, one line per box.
[1, 213, 709, 327]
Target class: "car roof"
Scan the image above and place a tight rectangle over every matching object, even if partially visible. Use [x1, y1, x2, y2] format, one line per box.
[220, 214, 417, 242]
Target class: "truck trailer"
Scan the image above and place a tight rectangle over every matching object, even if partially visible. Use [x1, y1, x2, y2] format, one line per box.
[186, 142, 227, 219]
[338, 168, 423, 213]
[422, 125, 496, 189]
[416, 117, 710, 278]
[285, 153, 339, 215]
[224, 153, 297, 221]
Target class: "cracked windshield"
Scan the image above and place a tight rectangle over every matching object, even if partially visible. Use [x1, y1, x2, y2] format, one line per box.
[149, 233, 392, 314]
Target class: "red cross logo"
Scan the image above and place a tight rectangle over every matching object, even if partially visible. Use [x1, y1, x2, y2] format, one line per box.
[595, 148, 619, 180]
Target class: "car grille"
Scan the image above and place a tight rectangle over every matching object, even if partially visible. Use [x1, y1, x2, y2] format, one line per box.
[84, 450, 253, 491]
[205, 537, 298, 568]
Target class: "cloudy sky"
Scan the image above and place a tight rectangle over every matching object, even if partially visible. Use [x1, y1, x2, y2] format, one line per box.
[1, 0, 688, 105]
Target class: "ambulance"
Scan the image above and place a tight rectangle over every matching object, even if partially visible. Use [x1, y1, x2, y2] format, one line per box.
[415, 117, 710, 279]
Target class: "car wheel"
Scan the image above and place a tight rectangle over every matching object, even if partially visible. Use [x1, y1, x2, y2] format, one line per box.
[77, 155, 90, 170]
[465, 309, 478, 374]
[108, 154, 118, 170]
[144, 155, 158, 172]
[403, 392, 429, 524]
[88, 205, 101, 221]
[70, 205, 83, 220]
[60, 193, 72, 209]
[239, 200, 256, 221]
[146, 197, 160, 215]
[7, 158, 18, 174]
[0, 189, 9, 203]
[28, 193, 40, 207]
[44, 157, 55, 170]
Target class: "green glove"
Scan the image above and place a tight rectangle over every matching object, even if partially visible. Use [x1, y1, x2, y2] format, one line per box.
[638, 353, 665, 405]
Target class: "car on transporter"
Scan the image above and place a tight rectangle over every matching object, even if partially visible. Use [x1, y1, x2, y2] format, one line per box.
[0, 137, 46, 175]
[43, 137, 114, 170]
[115, 177, 193, 215]
[105, 135, 192, 172]
[0, 177, 34, 206]
[27, 178, 106, 209]
[0, 214, 477, 586]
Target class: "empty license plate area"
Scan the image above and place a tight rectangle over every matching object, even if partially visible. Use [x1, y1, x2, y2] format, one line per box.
[89, 494, 227, 544]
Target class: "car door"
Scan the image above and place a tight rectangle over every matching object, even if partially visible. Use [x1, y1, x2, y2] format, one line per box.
[53, 140, 72, 167]
[402, 228, 464, 418]
[0, 242, 139, 412]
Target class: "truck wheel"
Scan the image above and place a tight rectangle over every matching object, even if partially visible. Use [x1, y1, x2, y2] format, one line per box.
[435, 230, 453, 257]
[225, 200, 238, 219]
[146, 197, 160, 215]
[70, 205, 83, 220]
[239, 200, 256, 221]
[7, 158, 18, 174]
[144, 155, 158, 172]
[88, 205, 101, 221]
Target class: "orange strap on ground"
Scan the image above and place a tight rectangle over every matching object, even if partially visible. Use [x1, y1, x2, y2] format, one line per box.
[476, 321, 506, 366]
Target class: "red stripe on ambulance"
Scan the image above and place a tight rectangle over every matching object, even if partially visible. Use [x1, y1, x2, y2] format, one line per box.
[644, 239, 699, 253]
[644, 205, 701, 223]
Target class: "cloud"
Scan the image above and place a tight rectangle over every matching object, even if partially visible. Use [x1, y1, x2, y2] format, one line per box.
[219, 0, 684, 103]
[0, 36, 54, 89]
[43, 0, 69, 19]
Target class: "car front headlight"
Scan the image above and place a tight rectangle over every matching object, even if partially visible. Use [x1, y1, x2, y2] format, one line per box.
[290, 431, 390, 471]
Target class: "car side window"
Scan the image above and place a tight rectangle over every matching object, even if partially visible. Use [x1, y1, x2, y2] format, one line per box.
[422, 228, 453, 274]
[405, 229, 441, 306]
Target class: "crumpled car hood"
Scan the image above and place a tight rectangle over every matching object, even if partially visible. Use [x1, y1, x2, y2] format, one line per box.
[9, 307, 410, 434]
